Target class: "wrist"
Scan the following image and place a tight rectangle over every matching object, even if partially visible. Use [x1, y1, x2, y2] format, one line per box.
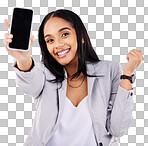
[16, 56, 33, 72]
[120, 79, 133, 91]
[17, 55, 31, 64]
[123, 71, 133, 76]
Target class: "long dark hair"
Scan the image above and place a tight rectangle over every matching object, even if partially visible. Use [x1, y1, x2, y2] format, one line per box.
[38, 9, 101, 83]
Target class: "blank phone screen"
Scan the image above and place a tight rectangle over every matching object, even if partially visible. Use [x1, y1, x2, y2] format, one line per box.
[9, 8, 33, 50]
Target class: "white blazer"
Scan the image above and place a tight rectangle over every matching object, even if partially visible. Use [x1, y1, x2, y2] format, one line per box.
[13, 59, 134, 146]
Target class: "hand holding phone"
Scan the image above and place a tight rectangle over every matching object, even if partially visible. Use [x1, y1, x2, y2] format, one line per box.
[3, 19, 34, 59]
[3, 19, 34, 71]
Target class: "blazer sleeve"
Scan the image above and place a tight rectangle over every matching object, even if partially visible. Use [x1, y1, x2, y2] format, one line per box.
[106, 62, 134, 137]
[12, 58, 46, 99]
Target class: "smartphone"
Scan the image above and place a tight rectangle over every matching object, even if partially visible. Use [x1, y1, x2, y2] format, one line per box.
[8, 7, 33, 51]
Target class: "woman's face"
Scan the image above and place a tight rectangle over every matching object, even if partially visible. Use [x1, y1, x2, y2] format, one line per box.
[43, 17, 78, 66]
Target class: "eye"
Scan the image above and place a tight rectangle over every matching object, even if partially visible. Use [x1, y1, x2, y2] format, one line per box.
[62, 33, 69, 37]
[46, 39, 54, 43]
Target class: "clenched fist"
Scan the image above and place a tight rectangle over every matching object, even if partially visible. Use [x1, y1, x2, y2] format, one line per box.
[123, 49, 144, 75]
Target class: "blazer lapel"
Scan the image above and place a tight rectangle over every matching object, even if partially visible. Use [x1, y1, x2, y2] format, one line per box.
[87, 62, 106, 143]
[86, 62, 105, 99]
[57, 78, 67, 118]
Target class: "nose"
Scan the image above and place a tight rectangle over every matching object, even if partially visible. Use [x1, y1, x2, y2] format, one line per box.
[55, 38, 64, 49]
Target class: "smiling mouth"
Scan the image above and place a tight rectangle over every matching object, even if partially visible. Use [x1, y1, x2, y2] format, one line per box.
[56, 48, 70, 58]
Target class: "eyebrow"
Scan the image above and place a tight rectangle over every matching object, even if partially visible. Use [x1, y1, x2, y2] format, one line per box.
[44, 27, 71, 39]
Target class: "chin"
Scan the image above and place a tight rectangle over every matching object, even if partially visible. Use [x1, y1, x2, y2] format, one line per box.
[58, 61, 71, 66]
[55, 55, 78, 67]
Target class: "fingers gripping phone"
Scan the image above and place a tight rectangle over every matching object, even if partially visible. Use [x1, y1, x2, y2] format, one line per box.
[8, 7, 33, 51]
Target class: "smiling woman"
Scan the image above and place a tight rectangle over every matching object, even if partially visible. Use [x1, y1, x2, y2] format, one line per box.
[3, 9, 143, 146]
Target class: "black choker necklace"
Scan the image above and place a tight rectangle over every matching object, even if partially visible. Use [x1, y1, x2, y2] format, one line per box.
[67, 76, 86, 88]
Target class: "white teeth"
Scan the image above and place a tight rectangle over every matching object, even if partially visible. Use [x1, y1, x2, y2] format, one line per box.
[57, 49, 69, 56]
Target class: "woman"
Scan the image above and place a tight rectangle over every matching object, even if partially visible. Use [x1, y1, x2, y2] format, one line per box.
[3, 9, 144, 146]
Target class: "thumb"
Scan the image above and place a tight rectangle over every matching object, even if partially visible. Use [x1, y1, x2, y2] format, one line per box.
[126, 54, 129, 62]
[139, 50, 144, 61]
[4, 19, 10, 30]
[30, 35, 34, 47]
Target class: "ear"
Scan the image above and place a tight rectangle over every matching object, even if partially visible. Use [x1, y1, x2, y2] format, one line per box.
[82, 38, 84, 43]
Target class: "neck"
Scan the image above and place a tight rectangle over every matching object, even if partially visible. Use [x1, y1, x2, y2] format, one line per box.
[64, 57, 79, 79]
